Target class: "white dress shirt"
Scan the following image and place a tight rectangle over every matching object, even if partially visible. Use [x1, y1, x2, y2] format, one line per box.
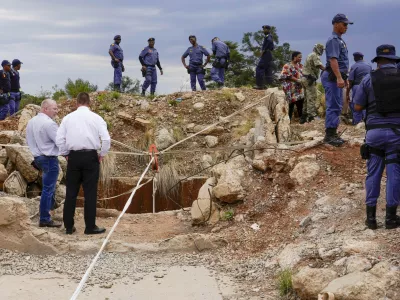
[26, 113, 59, 157]
[56, 106, 111, 157]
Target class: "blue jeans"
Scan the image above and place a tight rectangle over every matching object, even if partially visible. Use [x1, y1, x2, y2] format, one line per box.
[366, 128, 400, 207]
[34, 156, 59, 223]
[321, 71, 343, 129]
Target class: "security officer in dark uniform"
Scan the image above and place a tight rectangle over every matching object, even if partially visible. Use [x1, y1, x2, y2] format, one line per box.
[254, 25, 274, 90]
[322, 14, 353, 147]
[0, 60, 12, 121]
[10, 59, 23, 116]
[139, 37, 163, 96]
[353, 44, 400, 230]
[108, 35, 124, 92]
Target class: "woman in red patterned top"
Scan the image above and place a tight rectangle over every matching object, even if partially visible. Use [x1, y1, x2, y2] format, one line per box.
[280, 51, 304, 122]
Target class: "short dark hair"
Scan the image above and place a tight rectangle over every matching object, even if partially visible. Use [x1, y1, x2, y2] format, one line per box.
[291, 51, 301, 60]
[354, 55, 363, 61]
[189, 35, 196, 40]
[77, 92, 90, 105]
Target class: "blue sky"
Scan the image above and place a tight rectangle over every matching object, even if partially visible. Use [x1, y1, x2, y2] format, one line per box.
[2, 0, 399, 95]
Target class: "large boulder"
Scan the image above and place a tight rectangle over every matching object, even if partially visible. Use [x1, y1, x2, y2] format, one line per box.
[4, 171, 27, 197]
[277, 242, 316, 268]
[0, 131, 26, 145]
[212, 156, 246, 203]
[265, 88, 291, 142]
[290, 161, 320, 185]
[58, 156, 67, 179]
[321, 261, 400, 300]
[18, 104, 40, 133]
[55, 184, 66, 205]
[191, 178, 219, 225]
[5, 145, 38, 182]
[155, 128, 176, 150]
[0, 148, 7, 165]
[0, 196, 29, 226]
[293, 267, 338, 299]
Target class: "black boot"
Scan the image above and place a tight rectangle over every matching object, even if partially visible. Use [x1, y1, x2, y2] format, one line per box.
[386, 205, 400, 229]
[365, 206, 378, 230]
[299, 114, 308, 124]
[141, 90, 145, 97]
[308, 115, 315, 122]
[324, 128, 343, 147]
[114, 84, 121, 92]
[333, 128, 345, 144]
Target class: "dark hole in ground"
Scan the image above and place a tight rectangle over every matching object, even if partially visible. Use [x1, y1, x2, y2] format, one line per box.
[78, 177, 207, 214]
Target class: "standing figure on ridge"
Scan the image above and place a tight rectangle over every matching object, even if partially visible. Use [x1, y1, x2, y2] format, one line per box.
[210, 37, 230, 88]
[109, 35, 124, 92]
[9, 59, 23, 116]
[254, 25, 274, 90]
[181, 35, 210, 91]
[0, 60, 12, 120]
[139, 38, 163, 96]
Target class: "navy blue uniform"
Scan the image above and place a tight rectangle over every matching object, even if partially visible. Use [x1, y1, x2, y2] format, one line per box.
[0, 70, 11, 120]
[109, 43, 124, 86]
[210, 40, 230, 85]
[10, 68, 21, 115]
[139, 46, 162, 94]
[182, 45, 210, 91]
[255, 34, 274, 87]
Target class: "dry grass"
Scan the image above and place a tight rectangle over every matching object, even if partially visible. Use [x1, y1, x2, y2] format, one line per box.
[155, 160, 181, 200]
[233, 120, 254, 138]
[100, 153, 116, 195]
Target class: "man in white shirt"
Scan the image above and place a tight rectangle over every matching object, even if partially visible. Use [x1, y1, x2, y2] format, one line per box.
[26, 99, 62, 228]
[56, 92, 110, 235]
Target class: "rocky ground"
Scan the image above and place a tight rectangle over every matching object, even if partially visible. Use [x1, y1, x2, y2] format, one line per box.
[1, 88, 400, 300]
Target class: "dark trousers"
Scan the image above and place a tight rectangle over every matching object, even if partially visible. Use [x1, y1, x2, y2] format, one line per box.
[256, 58, 273, 87]
[289, 100, 304, 120]
[63, 150, 99, 230]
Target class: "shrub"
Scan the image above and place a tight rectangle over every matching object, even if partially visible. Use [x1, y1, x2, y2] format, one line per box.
[65, 78, 97, 98]
[277, 269, 293, 297]
[110, 91, 120, 99]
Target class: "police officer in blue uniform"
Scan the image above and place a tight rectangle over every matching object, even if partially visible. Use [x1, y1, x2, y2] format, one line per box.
[354, 44, 400, 230]
[210, 37, 230, 88]
[322, 14, 353, 146]
[254, 25, 274, 90]
[181, 35, 210, 91]
[0, 60, 12, 121]
[9, 59, 23, 116]
[139, 38, 163, 96]
[108, 35, 124, 92]
[346, 52, 371, 125]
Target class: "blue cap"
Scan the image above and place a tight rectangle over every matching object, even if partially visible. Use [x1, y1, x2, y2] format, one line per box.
[353, 52, 364, 57]
[332, 14, 353, 25]
[148, 37, 155, 42]
[12, 59, 22, 67]
[1, 60, 11, 67]
[114, 35, 121, 40]
[371, 44, 400, 63]
[262, 25, 271, 29]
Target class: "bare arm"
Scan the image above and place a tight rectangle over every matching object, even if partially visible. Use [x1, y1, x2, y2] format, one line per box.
[354, 104, 364, 112]
[319, 65, 325, 71]
[203, 55, 211, 67]
[330, 58, 345, 88]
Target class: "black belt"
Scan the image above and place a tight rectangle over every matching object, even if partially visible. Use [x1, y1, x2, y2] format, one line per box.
[191, 62, 202, 66]
[366, 124, 400, 130]
[70, 149, 96, 153]
[146, 64, 155, 67]
[35, 155, 57, 158]
[10, 90, 20, 93]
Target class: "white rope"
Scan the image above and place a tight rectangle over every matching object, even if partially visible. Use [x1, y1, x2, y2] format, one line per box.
[69, 157, 154, 300]
[160, 95, 268, 153]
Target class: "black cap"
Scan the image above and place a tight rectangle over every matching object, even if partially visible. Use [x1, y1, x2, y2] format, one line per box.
[114, 35, 121, 40]
[1, 60, 11, 67]
[262, 25, 271, 29]
[12, 59, 23, 67]
[371, 44, 400, 63]
[332, 14, 353, 25]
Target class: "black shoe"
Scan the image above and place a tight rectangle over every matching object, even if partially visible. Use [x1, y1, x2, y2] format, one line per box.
[66, 227, 76, 235]
[365, 206, 378, 230]
[299, 114, 308, 124]
[141, 91, 145, 96]
[114, 84, 121, 92]
[39, 220, 62, 228]
[308, 116, 315, 122]
[386, 206, 400, 229]
[333, 130, 345, 144]
[84, 225, 106, 235]
[253, 85, 265, 90]
[324, 128, 344, 147]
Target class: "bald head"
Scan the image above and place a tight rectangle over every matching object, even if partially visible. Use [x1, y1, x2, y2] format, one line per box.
[41, 99, 58, 119]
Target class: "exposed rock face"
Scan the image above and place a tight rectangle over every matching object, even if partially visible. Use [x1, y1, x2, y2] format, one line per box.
[159, 233, 227, 252]
[155, 128, 176, 150]
[0, 196, 29, 226]
[212, 156, 246, 203]
[18, 104, 40, 133]
[6, 145, 38, 183]
[0, 163, 8, 183]
[55, 184, 66, 205]
[293, 267, 338, 299]
[277, 242, 316, 269]
[264, 88, 290, 142]
[0, 131, 26, 145]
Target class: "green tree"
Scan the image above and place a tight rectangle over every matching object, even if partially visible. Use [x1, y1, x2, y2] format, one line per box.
[205, 41, 255, 88]
[52, 84, 67, 101]
[65, 78, 98, 98]
[106, 76, 140, 94]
